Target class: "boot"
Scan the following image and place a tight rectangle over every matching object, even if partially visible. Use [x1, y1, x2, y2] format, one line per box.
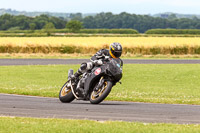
[76, 78, 86, 98]
[77, 88, 86, 98]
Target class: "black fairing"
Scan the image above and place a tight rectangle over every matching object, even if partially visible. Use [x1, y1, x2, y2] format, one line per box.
[84, 58, 122, 96]
[106, 58, 122, 81]
[84, 65, 106, 95]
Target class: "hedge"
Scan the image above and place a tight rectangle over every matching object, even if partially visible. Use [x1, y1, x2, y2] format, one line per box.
[0, 29, 139, 34]
[145, 29, 200, 34]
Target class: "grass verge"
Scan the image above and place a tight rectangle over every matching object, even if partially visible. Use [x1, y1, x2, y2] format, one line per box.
[0, 64, 200, 105]
[0, 116, 200, 133]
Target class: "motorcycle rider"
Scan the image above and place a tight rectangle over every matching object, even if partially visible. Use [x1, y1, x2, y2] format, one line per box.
[70, 42, 123, 97]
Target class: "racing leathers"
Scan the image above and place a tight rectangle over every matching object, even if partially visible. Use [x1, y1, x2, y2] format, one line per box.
[75, 49, 123, 76]
[72, 49, 123, 97]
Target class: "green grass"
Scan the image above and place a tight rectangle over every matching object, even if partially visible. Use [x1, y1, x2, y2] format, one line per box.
[0, 64, 200, 104]
[0, 117, 200, 133]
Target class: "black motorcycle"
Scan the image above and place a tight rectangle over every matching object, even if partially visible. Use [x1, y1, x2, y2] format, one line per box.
[59, 57, 122, 104]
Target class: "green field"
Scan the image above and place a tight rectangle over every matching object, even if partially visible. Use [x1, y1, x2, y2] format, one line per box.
[0, 117, 200, 133]
[1, 64, 200, 105]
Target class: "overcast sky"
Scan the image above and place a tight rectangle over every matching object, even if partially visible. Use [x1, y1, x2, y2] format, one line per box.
[1, 0, 200, 14]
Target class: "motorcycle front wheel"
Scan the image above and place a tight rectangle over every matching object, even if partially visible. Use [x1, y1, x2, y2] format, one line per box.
[59, 69, 75, 103]
[90, 80, 113, 104]
[59, 81, 75, 103]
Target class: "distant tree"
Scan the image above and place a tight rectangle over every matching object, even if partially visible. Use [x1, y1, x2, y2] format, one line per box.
[66, 20, 83, 32]
[33, 15, 50, 29]
[49, 16, 66, 29]
[8, 26, 20, 31]
[168, 14, 177, 20]
[43, 22, 55, 36]
[0, 14, 15, 30]
[15, 15, 30, 30]
[29, 23, 36, 32]
[82, 16, 95, 28]
[69, 13, 82, 21]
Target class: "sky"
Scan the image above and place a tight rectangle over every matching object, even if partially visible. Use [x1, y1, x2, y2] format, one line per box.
[1, 0, 200, 14]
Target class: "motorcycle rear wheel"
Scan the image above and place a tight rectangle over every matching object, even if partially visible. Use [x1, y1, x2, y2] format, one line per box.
[90, 81, 113, 104]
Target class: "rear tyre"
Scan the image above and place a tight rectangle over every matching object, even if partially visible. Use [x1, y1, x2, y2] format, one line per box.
[90, 81, 113, 104]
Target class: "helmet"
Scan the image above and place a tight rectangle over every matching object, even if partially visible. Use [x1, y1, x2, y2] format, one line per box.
[109, 42, 122, 58]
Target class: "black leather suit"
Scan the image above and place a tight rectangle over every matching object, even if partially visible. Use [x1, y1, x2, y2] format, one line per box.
[78, 49, 123, 74]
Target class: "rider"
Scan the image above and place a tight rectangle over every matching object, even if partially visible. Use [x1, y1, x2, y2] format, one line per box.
[71, 42, 123, 97]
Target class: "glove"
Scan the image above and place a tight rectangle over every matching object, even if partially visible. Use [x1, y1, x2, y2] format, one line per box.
[104, 56, 110, 60]
[93, 60, 103, 66]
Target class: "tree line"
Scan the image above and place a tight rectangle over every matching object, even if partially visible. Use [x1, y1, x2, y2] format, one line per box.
[0, 14, 66, 30]
[1, 12, 200, 33]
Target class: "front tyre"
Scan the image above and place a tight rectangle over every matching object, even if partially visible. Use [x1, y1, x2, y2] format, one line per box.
[59, 81, 75, 103]
[90, 81, 113, 104]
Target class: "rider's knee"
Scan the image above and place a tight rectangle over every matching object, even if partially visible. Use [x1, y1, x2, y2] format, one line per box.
[79, 62, 93, 73]
[86, 62, 93, 70]
[80, 63, 87, 71]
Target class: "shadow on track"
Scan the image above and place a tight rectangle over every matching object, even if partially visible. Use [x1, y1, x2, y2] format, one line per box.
[71, 101, 130, 106]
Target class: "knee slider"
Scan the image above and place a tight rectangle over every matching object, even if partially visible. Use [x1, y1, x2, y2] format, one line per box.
[80, 63, 87, 71]
[86, 62, 93, 70]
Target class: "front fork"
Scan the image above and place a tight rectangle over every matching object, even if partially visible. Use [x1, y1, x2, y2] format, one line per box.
[94, 77, 105, 91]
[69, 80, 80, 99]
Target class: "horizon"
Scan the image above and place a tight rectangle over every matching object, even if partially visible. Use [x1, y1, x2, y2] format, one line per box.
[1, 8, 200, 16]
[1, 0, 200, 15]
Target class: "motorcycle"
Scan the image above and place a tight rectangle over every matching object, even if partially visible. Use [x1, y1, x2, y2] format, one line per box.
[59, 57, 122, 104]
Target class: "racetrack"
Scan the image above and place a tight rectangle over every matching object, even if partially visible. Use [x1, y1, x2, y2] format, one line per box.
[1, 59, 200, 65]
[1, 94, 200, 124]
[1, 59, 200, 124]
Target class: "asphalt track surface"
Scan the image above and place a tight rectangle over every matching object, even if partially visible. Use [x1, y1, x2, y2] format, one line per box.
[0, 94, 200, 124]
[1, 59, 200, 65]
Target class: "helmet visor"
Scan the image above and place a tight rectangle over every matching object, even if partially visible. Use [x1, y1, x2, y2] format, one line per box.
[113, 51, 122, 58]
